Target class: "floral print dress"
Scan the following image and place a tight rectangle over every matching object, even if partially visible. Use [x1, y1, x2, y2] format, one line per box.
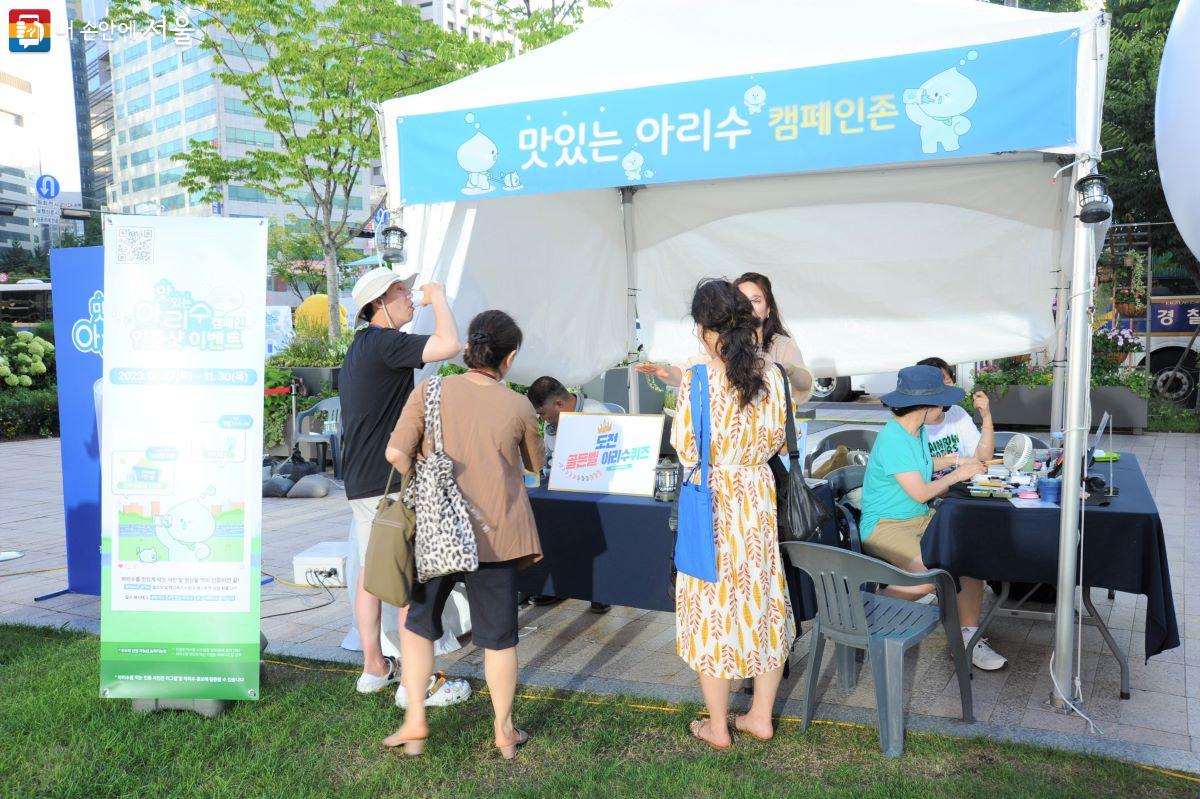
[672, 364, 796, 679]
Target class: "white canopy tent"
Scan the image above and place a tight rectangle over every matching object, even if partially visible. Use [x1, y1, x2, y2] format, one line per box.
[379, 0, 1110, 709]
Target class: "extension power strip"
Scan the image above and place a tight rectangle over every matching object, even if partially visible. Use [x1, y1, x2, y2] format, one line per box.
[291, 541, 348, 587]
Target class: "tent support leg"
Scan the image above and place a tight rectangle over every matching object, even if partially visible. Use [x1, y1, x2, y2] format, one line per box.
[621, 186, 640, 414]
[1050, 278, 1069, 433]
[1051, 160, 1097, 711]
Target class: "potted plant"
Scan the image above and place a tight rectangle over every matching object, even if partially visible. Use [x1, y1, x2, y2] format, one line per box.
[1112, 250, 1148, 318]
[267, 316, 352, 395]
[1092, 326, 1140, 367]
[972, 354, 1149, 433]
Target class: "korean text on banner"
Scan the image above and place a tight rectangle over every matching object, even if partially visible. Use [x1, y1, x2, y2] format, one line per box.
[548, 413, 664, 497]
[396, 32, 1078, 205]
[99, 216, 267, 701]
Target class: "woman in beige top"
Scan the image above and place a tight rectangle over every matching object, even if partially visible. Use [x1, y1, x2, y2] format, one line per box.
[636, 271, 814, 405]
[382, 309, 544, 759]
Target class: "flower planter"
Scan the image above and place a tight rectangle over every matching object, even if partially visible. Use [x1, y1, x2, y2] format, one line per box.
[286, 366, 340, 396]
[1114, 302, 1145, 318]
[981, 385, 1148, 434]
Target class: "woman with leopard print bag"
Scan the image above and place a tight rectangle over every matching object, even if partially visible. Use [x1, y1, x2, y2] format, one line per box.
[384, 310, 545, 759]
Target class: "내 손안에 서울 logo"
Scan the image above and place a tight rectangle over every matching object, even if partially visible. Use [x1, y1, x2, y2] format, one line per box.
[8, 9, 50, 52]
[562, 419, 653, 479]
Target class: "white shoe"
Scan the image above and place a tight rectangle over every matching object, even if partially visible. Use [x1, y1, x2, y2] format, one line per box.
[970, 638, 1008, 671]
[355, 655, 400, 694]
[395, 671, 472, 709]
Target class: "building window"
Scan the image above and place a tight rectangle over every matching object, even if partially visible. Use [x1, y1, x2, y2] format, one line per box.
[125, 93, 151, 115]
[221, 38, 269, 61]
[158, 139, 184, 158]
[122, 41, 148, 65]
[130, 148, 154, 166]
[223, 96, 256, 117]
[124, 67, 150, 91]
[225, 127, 274, 147]
[129, 121, 153, 141]
[185, 98, 217, 122]
[229, 184, 270, 203]
[182, 46, 208, 66]
[153, 54, 179, 78]
[159, 167, 185, 186]
[183, 71, 211, 94]
[155, 83, 181, 104]
[156, 110, 182, 132]
[160, 193, 185, 211]
[187, 127, 219, 147]
[132, 174, 156, 192]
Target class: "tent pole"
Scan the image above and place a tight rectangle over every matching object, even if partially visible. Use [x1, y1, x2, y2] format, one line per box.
[621, 186, 640, 414]
[1050, 159, 1097, 710]
[1050, 275, 1070, 433]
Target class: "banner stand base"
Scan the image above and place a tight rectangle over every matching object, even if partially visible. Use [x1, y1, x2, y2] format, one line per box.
[132, 698, 234, 718]
[0, 551, 23, 563]
[34, 587, 73, 602]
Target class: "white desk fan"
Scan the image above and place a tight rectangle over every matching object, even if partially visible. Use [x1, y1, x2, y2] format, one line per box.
[1002, 433, 1036, 472]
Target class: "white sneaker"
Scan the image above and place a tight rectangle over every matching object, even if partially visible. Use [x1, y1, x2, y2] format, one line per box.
[970, 638, 1008, 671]
[355, 656, 399, 694]
[395, 672, 472, 709]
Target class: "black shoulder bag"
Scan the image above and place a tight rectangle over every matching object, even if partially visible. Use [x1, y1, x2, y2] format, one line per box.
[769, 364, 830, 542]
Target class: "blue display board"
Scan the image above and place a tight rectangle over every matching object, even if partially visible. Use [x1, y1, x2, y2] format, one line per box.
[396, 32, 1079, 205]
[49, 246, 104, 595]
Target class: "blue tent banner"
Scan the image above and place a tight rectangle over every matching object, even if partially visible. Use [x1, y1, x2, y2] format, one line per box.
[396, 31, 1079, 205]
[50, 246, 105, 596]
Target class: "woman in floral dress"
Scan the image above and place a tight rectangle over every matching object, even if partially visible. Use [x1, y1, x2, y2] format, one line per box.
[672, 279, 795, 750]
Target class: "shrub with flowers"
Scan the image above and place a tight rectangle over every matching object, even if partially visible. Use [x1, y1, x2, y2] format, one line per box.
[0, 330, 56, 390]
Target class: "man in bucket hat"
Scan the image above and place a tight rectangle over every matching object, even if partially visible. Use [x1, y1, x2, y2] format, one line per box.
[858, 365, 1007, 671]
[341, 267, 471, 704]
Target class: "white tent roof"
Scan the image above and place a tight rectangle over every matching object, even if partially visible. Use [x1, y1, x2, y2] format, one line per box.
[381, 0, 1107, 387]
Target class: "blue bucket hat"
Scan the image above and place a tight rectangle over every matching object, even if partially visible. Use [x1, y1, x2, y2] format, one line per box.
[880, 365, 966, 409]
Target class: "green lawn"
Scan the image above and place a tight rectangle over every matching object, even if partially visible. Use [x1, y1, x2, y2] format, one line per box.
[1, 624, 1194, 799]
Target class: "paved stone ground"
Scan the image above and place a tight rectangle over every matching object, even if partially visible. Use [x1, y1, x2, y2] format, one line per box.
[2, 421, 1198, 772]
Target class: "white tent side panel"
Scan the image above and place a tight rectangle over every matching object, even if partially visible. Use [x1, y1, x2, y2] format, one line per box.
[636, 158, 1065, 376]
[402, 190, 629, 387]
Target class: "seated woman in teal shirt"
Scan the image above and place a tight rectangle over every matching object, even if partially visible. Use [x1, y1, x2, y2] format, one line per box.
[859, 365, 1006, 671]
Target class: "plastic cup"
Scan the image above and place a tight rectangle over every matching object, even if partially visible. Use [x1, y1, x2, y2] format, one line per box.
[1037, 477, 1062, 504]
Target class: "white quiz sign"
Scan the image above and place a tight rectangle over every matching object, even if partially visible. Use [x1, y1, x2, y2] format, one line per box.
[547, 412, 665, 497]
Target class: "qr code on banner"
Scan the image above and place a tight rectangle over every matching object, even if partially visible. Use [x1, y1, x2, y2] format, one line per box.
[116, 226, 155, 265]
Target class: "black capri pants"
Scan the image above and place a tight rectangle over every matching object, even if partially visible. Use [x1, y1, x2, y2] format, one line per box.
[405, 559, 520, 650]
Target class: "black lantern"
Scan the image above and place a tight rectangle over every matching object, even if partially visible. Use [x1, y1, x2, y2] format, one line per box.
[376, 224, 407, 264]
[1074, 173, 1112, 224]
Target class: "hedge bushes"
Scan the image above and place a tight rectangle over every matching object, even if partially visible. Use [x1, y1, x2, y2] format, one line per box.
[0, 387, 59, 440]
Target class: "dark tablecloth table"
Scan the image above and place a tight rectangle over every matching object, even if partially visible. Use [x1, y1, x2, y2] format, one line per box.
[919, 453, 1179, 660]
[520, 482, 840, 625]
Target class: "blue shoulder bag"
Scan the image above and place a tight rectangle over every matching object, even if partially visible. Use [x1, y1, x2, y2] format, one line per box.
[673, 365, 717, 583]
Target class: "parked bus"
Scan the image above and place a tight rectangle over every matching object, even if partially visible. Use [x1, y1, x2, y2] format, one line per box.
[0, 281, 52, 330]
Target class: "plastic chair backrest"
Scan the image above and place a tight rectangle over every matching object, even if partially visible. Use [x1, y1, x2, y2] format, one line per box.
[602, 402, 626, 414]
[782, 541, 929, 639]
[824, 465, 866, 499]
[296, 396, 341, 434]
[806, 428, 878, 470]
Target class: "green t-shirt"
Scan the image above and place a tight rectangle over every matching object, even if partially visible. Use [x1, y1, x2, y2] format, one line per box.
[859, 419, 933, 541]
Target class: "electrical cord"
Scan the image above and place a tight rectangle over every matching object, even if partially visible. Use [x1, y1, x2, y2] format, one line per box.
[261, 570, 339, 620]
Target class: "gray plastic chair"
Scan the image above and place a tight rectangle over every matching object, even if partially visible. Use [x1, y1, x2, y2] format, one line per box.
[781, 541, 974, 757]
[294, 397, 342, 479]
[601, 402, 626, 413]
[805, 428, 878, 471]
[824, 465, 865, 499]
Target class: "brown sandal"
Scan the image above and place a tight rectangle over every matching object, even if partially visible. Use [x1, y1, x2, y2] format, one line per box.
[689, 719, 732, 750]
[382, 731, 427, 756]
[496, 728, 529, 760]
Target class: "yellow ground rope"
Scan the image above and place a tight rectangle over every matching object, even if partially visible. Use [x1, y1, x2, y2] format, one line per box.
[0, 565, 66, 577]
[259, 656, 1199, 783]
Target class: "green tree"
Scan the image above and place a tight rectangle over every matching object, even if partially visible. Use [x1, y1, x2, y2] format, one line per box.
[268, 217, 360, 302]
[476, 1, 610, 52]
[1101, 0, 1185, 262]
[985, 0, 1083, 11]
[107, 0, 500, 340]
[0, 242, 32, 274]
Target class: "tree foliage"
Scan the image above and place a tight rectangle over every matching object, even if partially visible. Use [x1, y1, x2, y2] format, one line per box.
[107, 0, 500, 339]
[268, 217, 359, 301]
[477, 0, 610, 53]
